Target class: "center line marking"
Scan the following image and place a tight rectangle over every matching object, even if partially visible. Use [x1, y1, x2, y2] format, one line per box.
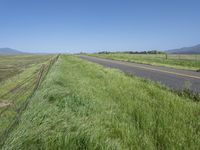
[88, 56, 200, 80]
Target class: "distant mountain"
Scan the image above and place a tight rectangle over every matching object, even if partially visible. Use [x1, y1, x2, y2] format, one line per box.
[166, 44, 200, 54]
[0, 48, 27, 55]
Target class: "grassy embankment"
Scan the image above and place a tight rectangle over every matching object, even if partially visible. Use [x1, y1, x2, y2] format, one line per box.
[2, 55, 200, 150]
[89, 53, 200, 71]
[0, 55, 58, 146]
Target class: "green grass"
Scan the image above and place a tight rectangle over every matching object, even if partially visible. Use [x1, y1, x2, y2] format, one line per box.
[1, 55, 200, 150]
[0, 55, 55, 146]
[0, 55, 52, 82]
[89, 53, 200, 70]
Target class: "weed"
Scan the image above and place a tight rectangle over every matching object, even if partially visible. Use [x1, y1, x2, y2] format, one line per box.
[177, 88, 200, 102]
[1, 55, 200, 149]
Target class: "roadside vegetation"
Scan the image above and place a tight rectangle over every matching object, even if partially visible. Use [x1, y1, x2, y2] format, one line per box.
[1, 55, 200, 149]
[89, 53, 200, 71]
[0, 55, 58, 147]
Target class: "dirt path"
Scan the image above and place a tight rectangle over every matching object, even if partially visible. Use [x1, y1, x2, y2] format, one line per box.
[0, 100, 12, 108]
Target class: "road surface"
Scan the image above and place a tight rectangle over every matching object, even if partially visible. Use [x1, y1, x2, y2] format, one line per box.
[80, 55, 200, 93]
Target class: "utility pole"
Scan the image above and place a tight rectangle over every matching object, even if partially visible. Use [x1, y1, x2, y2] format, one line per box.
[165, 54, 168, 60]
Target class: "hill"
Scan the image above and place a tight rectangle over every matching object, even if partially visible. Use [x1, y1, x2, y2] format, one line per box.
[166, 44, 200, 54]
[0, 48, 26, 55]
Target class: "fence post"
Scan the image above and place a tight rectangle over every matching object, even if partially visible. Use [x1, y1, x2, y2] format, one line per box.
[165, 54, 168, 60]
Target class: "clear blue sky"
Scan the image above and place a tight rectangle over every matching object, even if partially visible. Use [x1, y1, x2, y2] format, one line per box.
[0, 0, 200, 53]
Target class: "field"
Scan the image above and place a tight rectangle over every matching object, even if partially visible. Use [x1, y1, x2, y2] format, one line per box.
[0, 55, 53, 82]
[89, 53, 200, 70]
[0, 55, 58, 147]
[0, 55, 200, 149]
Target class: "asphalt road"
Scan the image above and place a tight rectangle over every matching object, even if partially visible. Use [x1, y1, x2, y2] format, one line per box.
[80, 55, 200, 93]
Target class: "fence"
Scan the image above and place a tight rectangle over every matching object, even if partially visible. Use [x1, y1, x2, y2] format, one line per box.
[136, 54, 200, 61]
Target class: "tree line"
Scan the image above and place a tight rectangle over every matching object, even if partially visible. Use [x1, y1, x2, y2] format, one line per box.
[98, 50, 166, 54]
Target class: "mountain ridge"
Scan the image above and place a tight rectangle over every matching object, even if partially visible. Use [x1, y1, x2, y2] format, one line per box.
[0, 48, 28, 55]
[166, 44, 200, 54]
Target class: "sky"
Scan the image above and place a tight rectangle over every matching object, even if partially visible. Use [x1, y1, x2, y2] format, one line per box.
[0, 0, 200, 53]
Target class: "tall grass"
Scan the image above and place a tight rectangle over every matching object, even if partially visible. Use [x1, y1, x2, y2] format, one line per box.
[90, 53, 200, 70]
[2, 55, 200, 149]
[0, 55, 55, 146]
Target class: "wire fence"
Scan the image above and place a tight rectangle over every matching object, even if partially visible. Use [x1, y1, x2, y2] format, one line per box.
[0, 54, 60, 147]
[134, 54, 200, 61]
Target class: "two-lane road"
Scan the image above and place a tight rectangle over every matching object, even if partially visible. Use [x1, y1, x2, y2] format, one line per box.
[80, 55, 200, 93]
